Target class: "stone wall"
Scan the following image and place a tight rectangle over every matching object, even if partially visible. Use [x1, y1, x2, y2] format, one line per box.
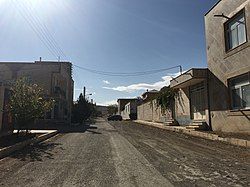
[137, 99, 172, 123]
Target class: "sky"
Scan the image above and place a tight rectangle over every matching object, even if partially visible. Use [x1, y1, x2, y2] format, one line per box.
[0, 0, 218, 105]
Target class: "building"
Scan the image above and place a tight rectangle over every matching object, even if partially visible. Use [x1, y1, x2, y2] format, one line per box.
[121, 100, 139, 120]
[170, 0, 250, 132]
[205, 0, 250, 132]
[117, 98, 140, 120]
[170, 69, 210, 130]
[137, 90, 175, 125]
[0, 60, 74, 136]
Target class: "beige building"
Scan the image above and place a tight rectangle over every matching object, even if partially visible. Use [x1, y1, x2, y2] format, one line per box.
[0, 60, 74, 135]
[121, 101, 139, 120]
[170, 69, 210, 130]
[117, 98, 140, 120]
[170, 0, 250, 132]
[205, 0, 250, 132]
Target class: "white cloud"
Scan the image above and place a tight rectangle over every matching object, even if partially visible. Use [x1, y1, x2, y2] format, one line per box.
[97, 99, 117, 106]
[103, 80, 110, 85]
[103, 73, 180, 93]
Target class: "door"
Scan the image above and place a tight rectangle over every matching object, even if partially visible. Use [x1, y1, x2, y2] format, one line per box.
[190, 82, 206, 120]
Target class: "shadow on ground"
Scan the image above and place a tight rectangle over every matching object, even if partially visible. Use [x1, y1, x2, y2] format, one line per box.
[10, 142, 62, 162]
[10, 123, 101, 162]
[55, 123, 102, 135]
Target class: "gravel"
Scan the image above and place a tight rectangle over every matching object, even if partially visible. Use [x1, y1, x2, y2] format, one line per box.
[0, 119, 249, 187]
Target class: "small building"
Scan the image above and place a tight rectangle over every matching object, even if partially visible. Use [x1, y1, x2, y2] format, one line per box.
[0, 60, 74, 136]
[170, 69, 210, 130]
[117, 98, 140, 120]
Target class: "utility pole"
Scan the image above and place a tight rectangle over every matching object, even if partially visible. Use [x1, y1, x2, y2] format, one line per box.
[83, 86, 86, 99]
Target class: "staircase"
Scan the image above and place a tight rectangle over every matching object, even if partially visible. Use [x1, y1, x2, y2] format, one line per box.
[185, 120, 208, 131]
[163, 119, 178, 126]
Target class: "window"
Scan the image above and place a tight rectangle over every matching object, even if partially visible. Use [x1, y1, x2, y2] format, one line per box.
[229, 73, 250, 110]
[225, 10, 247, 51]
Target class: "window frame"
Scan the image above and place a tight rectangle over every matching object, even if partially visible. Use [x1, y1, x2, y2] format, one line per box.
[224, 9, 248, 52]
[229, 72, 250, 110]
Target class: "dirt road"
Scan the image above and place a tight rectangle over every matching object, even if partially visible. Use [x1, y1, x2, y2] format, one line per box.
[0, 119, 249, 187]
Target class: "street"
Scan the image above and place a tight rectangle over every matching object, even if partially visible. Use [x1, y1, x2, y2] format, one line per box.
[0, 119, 249, 187]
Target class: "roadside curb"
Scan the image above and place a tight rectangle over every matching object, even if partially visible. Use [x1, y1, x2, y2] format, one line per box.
[134, 120, 250, 148]
[0, 130, 58, 159]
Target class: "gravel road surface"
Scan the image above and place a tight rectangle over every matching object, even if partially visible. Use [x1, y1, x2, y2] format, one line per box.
[0, 119, 249, 187]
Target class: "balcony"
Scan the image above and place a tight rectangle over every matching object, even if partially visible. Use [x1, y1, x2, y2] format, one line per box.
[170, 68, 208, 89]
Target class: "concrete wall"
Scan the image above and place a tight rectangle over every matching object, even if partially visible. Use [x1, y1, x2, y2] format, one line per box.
[137, 99, 172, 123]
[205, 0, 250, 132]
[174, 87, 192, 125]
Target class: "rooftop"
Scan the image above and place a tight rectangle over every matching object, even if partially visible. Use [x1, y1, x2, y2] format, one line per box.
[205, 0, 222, 16]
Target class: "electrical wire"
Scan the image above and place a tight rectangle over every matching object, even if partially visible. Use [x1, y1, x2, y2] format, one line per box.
[13, 0, 67, 60]
[73, 64, 181, 77]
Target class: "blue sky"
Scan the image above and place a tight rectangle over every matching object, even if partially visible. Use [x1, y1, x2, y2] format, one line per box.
[0, 0, 218, 105]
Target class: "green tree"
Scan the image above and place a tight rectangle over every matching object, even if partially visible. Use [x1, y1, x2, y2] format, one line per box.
[71, 94, 96, 124]
[156, 86, 176, 112]
[9, 77, 54, 134]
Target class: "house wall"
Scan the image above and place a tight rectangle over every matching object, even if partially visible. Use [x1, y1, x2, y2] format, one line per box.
[137, 99, 171, 123]
[173, 80, 211, 127]
[174, 87, 192, 125]
[121, 101, 139, 120]
[205, 0, 250, 132]
[0, 61, 73, 128]
[118, 100, 129, 115]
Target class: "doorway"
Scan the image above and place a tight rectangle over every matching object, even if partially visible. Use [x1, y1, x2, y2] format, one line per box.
[190, 82, 206, 120]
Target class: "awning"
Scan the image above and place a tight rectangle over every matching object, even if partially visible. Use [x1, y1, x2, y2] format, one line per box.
[170, 68, 208, 89]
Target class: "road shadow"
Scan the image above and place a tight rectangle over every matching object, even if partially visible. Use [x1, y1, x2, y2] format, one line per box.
[10, 142, 63, 162]
[58, 124, 101, 134]
[9, 124, 102, 161]
[28, 122, 101, 134]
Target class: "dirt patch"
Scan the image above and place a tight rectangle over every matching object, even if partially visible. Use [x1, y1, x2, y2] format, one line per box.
[109, 121, 250, 187]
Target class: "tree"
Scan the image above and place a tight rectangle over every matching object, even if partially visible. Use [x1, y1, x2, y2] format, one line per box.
[156, 86, 176, 112]
[107, 104, 118, 116]
[71, 94, 96, 124]
[9, 77, 54, 134]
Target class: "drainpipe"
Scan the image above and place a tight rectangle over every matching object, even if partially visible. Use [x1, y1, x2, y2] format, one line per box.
[207, 71, 212, 131]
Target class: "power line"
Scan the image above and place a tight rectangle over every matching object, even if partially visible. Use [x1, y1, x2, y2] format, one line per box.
[13, 0, 67, 60]
[25, 1, 67, 59]
[73, 64, 182, 77]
